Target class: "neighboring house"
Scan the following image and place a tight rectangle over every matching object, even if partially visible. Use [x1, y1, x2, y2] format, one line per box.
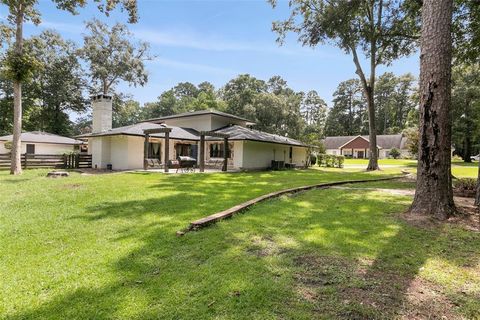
[78, 95, 308, 171]
[0, 131, 86, 155]
[323, 134, 410, 159]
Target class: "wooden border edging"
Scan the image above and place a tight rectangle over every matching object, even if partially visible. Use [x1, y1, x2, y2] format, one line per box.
[177, 175, 406, 236]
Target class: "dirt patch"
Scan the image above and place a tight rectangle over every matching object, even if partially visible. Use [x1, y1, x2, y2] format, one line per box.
[292, 254, 463, 319]
[60, 183, 82, 190]
[246, 235, 287, 257]
[401, 197, 479, 232]
[332, 186, 415, 196]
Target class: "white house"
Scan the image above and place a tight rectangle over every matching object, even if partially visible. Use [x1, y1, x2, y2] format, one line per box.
[78, 95, 308, 171]
[0, 131, 86, 154]
[323, 134, 410, 159]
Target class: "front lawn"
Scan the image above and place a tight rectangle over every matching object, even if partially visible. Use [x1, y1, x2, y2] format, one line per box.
[1, 168, 478, 319]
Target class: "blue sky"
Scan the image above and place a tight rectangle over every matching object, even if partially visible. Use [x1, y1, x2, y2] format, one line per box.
[9, 0, 419, 107]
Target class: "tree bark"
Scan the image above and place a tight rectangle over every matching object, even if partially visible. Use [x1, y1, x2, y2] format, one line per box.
[366, 88, 379, 170]
[410, 0, 455, 220]
[10, 7, 24, 175]
[475, 158, 480, 206]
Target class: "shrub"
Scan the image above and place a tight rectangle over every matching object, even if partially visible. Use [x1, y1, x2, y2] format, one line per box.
[454, 178, 476, 192]
[317, 154, 325, 166]
[3, 141, 12, 151]
[337, 155, 345, 168]
[332, 155, 339, 167]
[389, 148, 401, 159]
[325, 155, 333, 167]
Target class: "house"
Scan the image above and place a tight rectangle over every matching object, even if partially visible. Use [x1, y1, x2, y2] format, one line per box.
[0, 131, 86, 155]
[322, 134, 409, 159]
[78, 95, 308, 171]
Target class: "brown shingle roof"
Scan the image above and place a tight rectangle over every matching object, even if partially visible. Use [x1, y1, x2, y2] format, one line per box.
[76, 123, 200, 141]
[323, 134, 405, 149]
[0, 131, 85, 145]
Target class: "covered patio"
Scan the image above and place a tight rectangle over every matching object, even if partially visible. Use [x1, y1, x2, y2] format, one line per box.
[143, 128, 231, 173]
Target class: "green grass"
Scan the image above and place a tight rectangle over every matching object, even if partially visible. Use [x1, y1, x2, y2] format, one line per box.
[343, 158, 479, 178]
[0, 168, 478, 319]
[344, 158, 417, 166]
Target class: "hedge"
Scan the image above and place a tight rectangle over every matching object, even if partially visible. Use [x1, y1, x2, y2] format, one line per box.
[317, 154, 344, 168]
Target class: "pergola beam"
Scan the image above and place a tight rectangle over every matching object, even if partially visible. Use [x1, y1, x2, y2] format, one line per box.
[199, 131, 230, 139]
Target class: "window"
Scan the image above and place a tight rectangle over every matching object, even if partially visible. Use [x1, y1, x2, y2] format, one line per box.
[148, 142, 161, 159]
[26, 144, 35, 154]
[332, 150, 337, 155]
[175, 144, 192, 157]
[209, 143, 232, 158]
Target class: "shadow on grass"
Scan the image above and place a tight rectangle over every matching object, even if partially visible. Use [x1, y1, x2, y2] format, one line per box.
[5, 178, 479, 319]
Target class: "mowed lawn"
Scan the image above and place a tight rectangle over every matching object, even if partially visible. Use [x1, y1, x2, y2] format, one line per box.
[344, 158, 479, 178]
[0, 168, 479, 319]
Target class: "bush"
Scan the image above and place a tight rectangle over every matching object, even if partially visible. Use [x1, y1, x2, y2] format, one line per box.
[337, 155, 345, 168]
[389, 148, 401, 159]
[317, 154, 325, 166]
[3, 141, 12, 151]
[325, 155, 333, 167]
[454, 178, 477, 191]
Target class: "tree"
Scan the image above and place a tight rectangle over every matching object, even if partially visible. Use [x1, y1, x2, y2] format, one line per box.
[410, 0, 456, 220]
[28, 31, 86, 135]
[403, 127, 419, 158]
[375, 73, 416, 134]
[389, 147, 400, 159]
[113, 97, 142, 127]
[451, 64, 480, 162]
[221, 74, 267, 118]
[0, 0, 138, 175]
[301, 90, 327, 139]
[82, 19, 151, 95]
[325, 79, 366, 136]
[270, 0, 420, 170]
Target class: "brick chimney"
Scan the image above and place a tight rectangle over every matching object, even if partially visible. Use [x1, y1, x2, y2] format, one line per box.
[92, 94, 112, 133]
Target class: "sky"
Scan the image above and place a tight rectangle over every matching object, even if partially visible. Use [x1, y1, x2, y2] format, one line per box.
[4, 0, 419, 108]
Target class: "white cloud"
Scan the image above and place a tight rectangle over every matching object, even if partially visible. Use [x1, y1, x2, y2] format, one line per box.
[132, 28, 316, 56]
[149, 57, 238, 75]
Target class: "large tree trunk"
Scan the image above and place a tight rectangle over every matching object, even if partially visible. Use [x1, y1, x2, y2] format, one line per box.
[366, 89, 379, 170]
[10, 10, 24, 175]
[475, 158, 480, 206]
[410, 0, 455, 220]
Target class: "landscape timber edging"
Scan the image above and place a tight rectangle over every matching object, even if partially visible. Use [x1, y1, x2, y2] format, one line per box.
[177, 175, 406, 236]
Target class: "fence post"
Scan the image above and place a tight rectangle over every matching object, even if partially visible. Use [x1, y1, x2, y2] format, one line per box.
[63, 154, 67, 169]
[23, 153, 27, 169]
[75, 153, 80, 169]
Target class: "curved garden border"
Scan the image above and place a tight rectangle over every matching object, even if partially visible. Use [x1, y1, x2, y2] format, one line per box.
[177, 175, 406, 235]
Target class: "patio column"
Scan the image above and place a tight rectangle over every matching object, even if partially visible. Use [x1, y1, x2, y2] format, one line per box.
[164, 131, 170, 173]
[143, 134, 150, 170]
[222, 137, 228, 172]
[199, 134, 205, 172]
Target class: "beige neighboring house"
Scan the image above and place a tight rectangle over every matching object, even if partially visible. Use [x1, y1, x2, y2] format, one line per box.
[0, 131, 86, 155]
[323, 134, 410, 159]
[78, 95, 308, 171]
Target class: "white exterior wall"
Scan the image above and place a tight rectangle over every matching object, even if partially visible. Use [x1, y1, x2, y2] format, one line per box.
[91, 136, 111, 169]
[0, 141, 76, 154]
[162, 114, 248, 131]
[162, 115, 212, 132]
[240, 141, 307, 170]
[326, 149, 341, 156]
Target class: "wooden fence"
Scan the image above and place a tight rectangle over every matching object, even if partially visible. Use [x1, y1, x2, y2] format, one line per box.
[0, 153, 92, 170]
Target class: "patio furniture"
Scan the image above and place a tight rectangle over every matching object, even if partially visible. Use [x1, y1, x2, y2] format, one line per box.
[169, 156, 197, 173]
[145, 158, 162, 169]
